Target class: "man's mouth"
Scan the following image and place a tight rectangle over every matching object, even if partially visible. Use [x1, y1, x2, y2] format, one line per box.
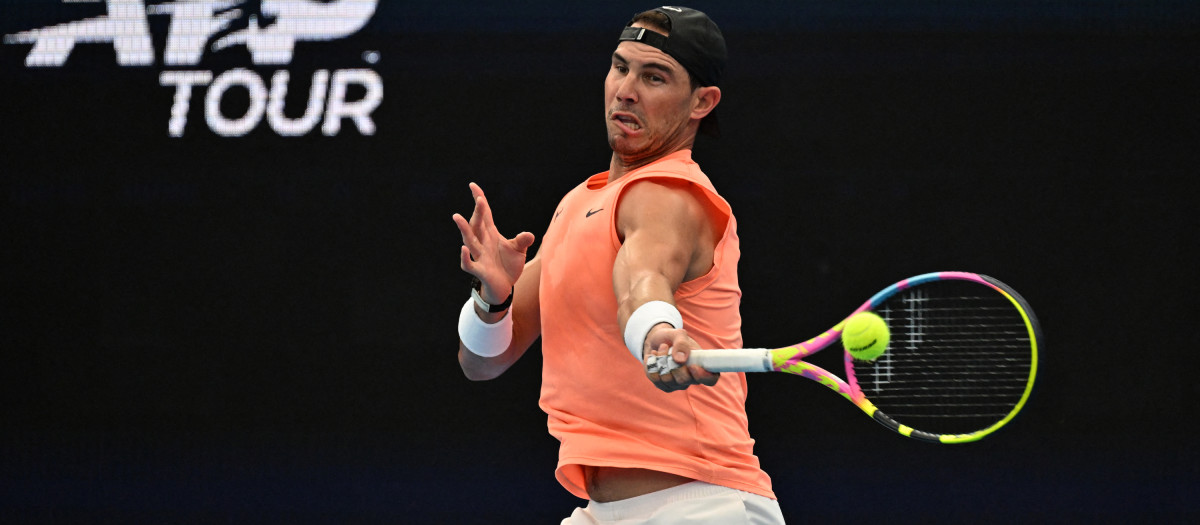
[611, 112, 642, 131]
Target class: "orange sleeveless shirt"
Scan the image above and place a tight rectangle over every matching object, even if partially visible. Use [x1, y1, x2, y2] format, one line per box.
[537, 149, 774, 501]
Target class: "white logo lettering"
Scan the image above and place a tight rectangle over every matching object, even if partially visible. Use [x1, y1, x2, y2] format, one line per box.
[205, 68, 269, 136]
[268, 69, 329, 136]
[151, 1, 245, 67]
[323, 69, 383, 136]
[4, 0, 155, 67]
[7, 1, 383, 138]
[161, 70, 215, 136]
[160, 68, 382, 137]
[6, 0, 378, 67]
[210, 0, 378, 65]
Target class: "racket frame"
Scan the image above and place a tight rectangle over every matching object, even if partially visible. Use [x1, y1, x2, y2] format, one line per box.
[682, 271, 1040, 444]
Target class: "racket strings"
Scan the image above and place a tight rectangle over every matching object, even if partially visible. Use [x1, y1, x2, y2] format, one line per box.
[854, 284, 1034, 435]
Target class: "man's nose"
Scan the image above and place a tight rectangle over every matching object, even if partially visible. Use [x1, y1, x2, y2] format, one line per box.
[613, 74, 639, 103]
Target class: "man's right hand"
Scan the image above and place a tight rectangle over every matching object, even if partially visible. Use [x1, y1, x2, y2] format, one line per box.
[452, 182, 536, 303]
[643, 324, 720, 392]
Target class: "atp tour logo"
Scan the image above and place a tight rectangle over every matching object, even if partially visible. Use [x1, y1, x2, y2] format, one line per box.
[4, 0, 382, 138]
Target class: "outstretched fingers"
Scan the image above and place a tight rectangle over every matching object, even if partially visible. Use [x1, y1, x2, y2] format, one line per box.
[468, 183, 496, 232]
[452, 213, 482, 269]
[454, 183, 498, 262]
[453, 182, 536, 296]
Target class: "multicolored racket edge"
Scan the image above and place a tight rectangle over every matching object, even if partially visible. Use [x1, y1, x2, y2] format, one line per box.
[656, 271, 1041, 444]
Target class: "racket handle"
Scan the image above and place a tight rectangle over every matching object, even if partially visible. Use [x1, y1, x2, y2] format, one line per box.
[687, 349, 773, 372]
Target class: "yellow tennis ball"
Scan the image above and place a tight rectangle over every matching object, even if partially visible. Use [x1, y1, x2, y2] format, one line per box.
[842, 312, 890, 361]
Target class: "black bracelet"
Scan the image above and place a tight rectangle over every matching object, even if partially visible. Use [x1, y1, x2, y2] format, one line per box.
[471, 277, 513, 313]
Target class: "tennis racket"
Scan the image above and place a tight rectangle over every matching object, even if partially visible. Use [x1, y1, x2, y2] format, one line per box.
[650, 271, 1040, 443]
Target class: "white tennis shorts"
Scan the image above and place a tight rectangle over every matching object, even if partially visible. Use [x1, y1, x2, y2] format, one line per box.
[561, 481, 785, 524]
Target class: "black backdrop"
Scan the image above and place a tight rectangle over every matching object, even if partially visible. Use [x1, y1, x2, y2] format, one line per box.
[2, 1, 1197, 522]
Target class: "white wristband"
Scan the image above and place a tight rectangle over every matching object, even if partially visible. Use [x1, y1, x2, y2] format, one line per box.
[458, 297, 513, 357]
[623, 301, 683, 361]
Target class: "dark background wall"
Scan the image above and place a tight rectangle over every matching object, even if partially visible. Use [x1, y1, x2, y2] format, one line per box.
[2, 1, 1196, 522]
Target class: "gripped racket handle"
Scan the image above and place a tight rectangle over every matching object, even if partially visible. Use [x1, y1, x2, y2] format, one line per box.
[647, 349, 773, 374]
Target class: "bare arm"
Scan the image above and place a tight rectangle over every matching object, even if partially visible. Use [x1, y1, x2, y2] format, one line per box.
[452, 183, 542, 380]
[613, 179, 722, 392]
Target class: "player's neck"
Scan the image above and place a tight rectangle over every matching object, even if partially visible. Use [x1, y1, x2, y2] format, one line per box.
[608, 155, 641, 182]
[608, 147, 691, 182]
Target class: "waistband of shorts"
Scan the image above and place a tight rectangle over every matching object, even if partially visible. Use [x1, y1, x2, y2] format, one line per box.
[586, 481, 730, 520]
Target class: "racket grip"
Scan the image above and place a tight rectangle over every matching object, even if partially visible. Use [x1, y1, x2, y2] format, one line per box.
[688, 349, 773, 373]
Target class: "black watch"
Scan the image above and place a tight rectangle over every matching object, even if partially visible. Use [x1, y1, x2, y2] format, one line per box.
[471, 277, 513, 313]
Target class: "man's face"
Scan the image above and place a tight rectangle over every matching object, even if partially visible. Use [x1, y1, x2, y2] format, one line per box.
[604, 26, 699, 164]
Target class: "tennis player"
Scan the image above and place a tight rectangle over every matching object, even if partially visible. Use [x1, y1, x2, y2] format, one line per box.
[453, 7, 785, 523]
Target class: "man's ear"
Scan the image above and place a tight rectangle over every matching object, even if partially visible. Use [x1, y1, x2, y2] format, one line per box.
[691, 86, 721, 120]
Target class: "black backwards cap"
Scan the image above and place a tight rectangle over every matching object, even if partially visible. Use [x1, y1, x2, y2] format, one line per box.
[618, 6, 726, 137]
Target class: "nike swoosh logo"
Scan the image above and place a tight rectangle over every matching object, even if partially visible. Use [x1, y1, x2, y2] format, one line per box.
[586, 208, 604, 218]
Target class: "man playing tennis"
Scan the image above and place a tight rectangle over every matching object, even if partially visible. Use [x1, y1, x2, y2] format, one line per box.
[453, 7, 784, 523]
